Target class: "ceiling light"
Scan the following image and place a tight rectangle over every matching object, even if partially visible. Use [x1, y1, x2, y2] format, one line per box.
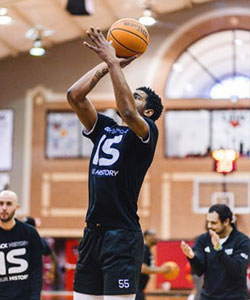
[29, 39, 46, 56]
[0, 7, 12, 25]
[139, 7, 156, 26]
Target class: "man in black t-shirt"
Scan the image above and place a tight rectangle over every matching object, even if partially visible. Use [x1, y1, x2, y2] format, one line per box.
[136, 230, 171, 300]
[0, 190, 43, 300]
[67, 26, 163, 300]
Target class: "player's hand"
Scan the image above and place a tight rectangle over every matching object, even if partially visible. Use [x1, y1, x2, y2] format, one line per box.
[158, 263, 171, 274]
[209, 230, 220, 249]
[84, 26, 119, 63]
[119, 55, 137, 68]
[84, 26, 137, 67]
[181, 241, 195, 259]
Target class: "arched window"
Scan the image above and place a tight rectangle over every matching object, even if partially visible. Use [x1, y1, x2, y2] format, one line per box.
[166, 30, 250, 99]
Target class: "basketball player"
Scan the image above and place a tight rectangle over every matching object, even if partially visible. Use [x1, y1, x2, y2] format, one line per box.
[0, 190, 43, 300]
[67, 26, 163, 300]
[136, 229, 170, 300]
[181, 204, 249, 300]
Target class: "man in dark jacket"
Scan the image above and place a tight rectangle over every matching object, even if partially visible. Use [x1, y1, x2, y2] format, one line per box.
[0, 190, 43, 300]
[181, 204, 249, 300]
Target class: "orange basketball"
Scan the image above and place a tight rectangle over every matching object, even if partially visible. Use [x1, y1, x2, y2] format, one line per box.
[162, 261, 180, 281]
[107, 18, 149, 58]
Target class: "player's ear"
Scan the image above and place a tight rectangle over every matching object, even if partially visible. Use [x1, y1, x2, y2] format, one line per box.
[144, 109, 154, 118]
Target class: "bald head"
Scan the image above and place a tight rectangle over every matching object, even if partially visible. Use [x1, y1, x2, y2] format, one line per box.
[0, 190, 19, 225]
[0, 190, 18, 203]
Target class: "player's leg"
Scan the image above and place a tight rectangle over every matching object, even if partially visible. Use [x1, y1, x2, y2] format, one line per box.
[104, 294, 136, 300]
[102, 229, 144, 296]
[73, 292, 104, 300]
[74, 227, 104, 296]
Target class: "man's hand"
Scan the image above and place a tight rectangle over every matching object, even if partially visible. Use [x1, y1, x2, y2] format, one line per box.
[84, 26, 137, 67]
[181, 241, 195, 259]
[158, 263, 171, 274]
[209, 230, 221, 250]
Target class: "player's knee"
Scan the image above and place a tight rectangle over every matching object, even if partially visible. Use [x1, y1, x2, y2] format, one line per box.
[73, 291, 104, 300]
[104, 294, 136, 300]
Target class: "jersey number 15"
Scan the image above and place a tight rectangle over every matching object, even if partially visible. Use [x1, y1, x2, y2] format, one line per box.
[93, 134, 123, 166]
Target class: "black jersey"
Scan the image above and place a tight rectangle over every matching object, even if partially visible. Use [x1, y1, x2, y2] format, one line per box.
[138, 245, 152, 291]
[0, 219, 43, 300]
[82, 113, 158, 230]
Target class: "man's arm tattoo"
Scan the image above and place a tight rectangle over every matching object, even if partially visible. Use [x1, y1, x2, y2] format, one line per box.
[89, 68, 108, 89]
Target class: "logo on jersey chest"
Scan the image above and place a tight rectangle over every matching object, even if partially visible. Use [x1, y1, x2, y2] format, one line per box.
[104, 126, 129, 135]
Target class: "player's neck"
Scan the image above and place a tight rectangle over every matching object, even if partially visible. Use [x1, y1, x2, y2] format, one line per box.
[0, 218, 16, 230]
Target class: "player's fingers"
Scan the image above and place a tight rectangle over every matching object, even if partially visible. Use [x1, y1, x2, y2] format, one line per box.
[181, 241, 187, 248]
[126, 55, 138, 63]
[209, 229, 214, 236]
[182, 242, 191, 254]
[92, 27, 106, 46]
[180, 241, 187, 251]
[96, 27, 106, 41]
[83, 41, 98, 52]
[86, 31, 102, 47]
[90, 26, 102, 41]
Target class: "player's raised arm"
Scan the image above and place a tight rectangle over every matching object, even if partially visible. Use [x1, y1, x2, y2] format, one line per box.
[83, 26, 151, 140]
[66, 62, 108, 131]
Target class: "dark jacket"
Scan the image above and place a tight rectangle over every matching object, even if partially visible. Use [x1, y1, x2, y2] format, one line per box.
[189, 225, 249, 300]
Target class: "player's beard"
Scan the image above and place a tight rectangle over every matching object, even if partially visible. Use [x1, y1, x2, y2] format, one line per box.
[0, 210, 15, 223]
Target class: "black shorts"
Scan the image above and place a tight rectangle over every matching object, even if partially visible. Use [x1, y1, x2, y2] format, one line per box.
[73, 224, 144, 295]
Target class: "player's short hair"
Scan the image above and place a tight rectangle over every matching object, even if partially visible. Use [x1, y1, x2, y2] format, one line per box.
[208, 204, 233, 224]
[144, 229, 157, 238]
[137, 86, 163, 121]
[23, 216, 36, 227]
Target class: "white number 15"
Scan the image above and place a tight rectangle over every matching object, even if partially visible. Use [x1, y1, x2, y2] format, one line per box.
[93, 134, 123, 166]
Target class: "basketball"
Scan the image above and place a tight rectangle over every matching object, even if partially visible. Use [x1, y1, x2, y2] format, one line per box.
[162, 261, 180, 281]
[107, 18, 149, 58]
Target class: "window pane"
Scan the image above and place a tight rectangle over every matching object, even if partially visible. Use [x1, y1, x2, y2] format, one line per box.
[46, 109, 121, 159]
[209, 76, 250, 99]
[211, 110, 250, 155]
[46, 112, 82, 158]
[165, 110, 210, 157]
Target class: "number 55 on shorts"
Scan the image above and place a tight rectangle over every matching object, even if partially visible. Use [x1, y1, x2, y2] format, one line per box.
[118, 279, 130, 288]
